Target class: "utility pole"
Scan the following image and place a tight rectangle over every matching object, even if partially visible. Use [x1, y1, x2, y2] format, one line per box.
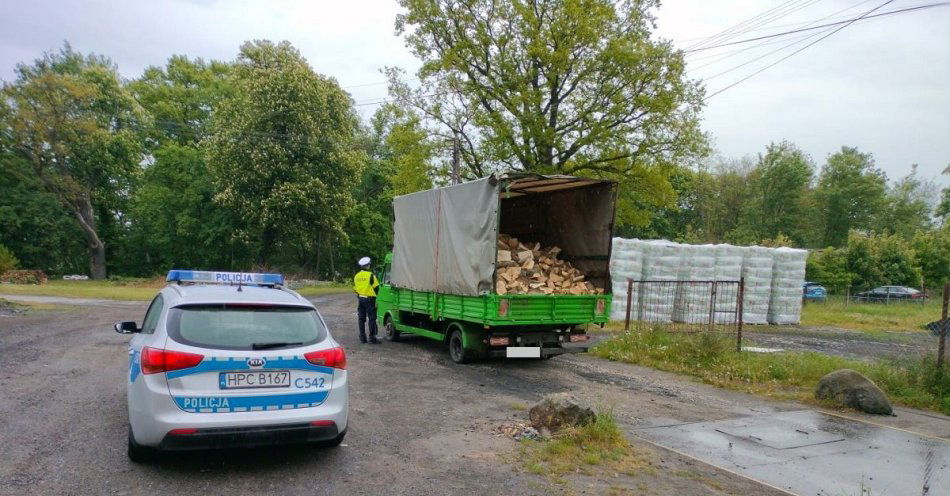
[451, 133, 460, 185]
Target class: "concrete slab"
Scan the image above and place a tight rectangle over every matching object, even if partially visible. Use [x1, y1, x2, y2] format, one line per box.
[635, 409, 949, 495]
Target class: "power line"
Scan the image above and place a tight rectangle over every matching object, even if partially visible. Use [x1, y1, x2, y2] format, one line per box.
[687, 0, 820, 50]
[676, 0, 879, 43]
[686, 2, 950, 53]
[704, 0, 898, 101]
[684, 0, 878, 68]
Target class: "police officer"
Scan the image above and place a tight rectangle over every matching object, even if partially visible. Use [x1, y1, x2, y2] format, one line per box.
[353, 257, 380, 344]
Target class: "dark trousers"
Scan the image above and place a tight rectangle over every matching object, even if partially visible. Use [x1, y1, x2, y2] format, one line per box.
[357, 297, 378, 342]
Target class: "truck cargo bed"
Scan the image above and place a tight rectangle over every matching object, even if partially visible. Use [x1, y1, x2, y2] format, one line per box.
[388, 286, 610, 327]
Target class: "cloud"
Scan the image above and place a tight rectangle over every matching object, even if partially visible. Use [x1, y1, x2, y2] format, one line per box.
[0, 0, 946, 182]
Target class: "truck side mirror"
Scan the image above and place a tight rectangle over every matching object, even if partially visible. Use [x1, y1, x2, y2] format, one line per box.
[114, 321, 140, 334]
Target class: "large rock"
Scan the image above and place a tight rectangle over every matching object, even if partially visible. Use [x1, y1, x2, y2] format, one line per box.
[529, 393, 595, 432]
[815, 369, 893, 415]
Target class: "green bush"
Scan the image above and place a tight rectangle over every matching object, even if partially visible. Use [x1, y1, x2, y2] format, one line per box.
[0, 245, 19, 274]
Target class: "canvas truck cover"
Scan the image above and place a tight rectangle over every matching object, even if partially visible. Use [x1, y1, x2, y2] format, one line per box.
[390, 174, 616, 297]
[390, 176, 499, 296]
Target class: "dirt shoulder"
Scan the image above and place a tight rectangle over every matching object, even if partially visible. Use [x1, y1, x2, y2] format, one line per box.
[744, 325, 940, 362]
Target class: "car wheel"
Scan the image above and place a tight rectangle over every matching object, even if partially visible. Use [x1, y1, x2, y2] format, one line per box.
[127, 425, 155, 463]
[448, 326, 471, 364]
[384, 317, 400, 342]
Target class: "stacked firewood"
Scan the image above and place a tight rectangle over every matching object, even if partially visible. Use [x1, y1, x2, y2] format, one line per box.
[495, 234, 604, 295]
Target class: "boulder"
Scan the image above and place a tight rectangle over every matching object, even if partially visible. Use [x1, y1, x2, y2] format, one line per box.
[528, 392, 595, 433]
[815, 369, 893, 415]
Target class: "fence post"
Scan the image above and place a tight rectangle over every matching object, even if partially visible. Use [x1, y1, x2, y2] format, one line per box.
[939, 283, 949, 369]
[624, 279, 633, 332]
[707, 282, 718, 332]
[737, 277, 745, 352]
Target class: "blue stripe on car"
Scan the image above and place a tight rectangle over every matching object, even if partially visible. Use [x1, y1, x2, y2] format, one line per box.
[173, 390, 330, 413]
[129, 349, 141, 383]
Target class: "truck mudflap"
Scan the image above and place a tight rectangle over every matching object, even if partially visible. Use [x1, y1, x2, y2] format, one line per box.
[487, 344, 589, 358]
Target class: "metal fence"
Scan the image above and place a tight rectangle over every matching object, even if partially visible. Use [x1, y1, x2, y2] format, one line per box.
[621, 279, 745, 350]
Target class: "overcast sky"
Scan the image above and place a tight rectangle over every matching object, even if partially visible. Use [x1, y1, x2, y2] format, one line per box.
[1, 0, 947, 184]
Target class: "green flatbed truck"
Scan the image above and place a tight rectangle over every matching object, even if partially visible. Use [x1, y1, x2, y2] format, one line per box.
[375, 174, 616, 364]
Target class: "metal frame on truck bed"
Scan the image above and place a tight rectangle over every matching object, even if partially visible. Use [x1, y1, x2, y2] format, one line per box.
[376, 173, 615, 363]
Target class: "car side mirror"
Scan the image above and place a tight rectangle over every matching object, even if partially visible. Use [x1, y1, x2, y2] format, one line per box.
[114, 321, 140, 334]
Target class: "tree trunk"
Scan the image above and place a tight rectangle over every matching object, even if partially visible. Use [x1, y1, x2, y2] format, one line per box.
[314, 231, 323, 279]
[71, 194, 107, 280]
[89, 242, 107, 280]
[259, 226, 276, 267]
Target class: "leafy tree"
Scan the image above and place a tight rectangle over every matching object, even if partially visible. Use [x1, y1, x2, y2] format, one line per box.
[744, 142, 815, 244]
[617, 166, 699, 241]
[871, 234, 921, 288]
[0, 244, 19, 274]
[390, 0, 706, 227]
[876, 165, 935, 238]
[204, 41, 364, 266]
[936, 165, 949, 224]
[0, 155, 87, 274]
[0, 44, 145, 278]
[371, 104, 433, 196]
[844, 234, 878, 290]
[130, 55, 233, 146]
[124, 56, 248, 275]
[912, 227, 950, 291]
[698, 157, 756, 243]
[815, 147, 887, 247]
[805, 248, 852, 293]
[126, 144, 252, 274]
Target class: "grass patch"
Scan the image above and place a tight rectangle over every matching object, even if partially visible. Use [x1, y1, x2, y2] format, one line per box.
[0, 279, 162, 301]
[0, 278, 349, 301]
[801, 296, 941, 333]
[593, 328, 950, 415]
[294, 284, 349, 297]
[519, 411, 648, 481]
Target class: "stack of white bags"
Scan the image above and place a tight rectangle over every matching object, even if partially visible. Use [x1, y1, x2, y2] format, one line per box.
[609, 238, 643, 320]
[767, 247, 808, 324]
[673, 244, 716, 323]
[741, 246, 774, 324]
[608, 238, 808, 325]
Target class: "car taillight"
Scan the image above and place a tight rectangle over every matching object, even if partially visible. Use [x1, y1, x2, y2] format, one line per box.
[489, 336, 509, 346]
[141, 347, 204, 375]
[305, 347, 347, 369]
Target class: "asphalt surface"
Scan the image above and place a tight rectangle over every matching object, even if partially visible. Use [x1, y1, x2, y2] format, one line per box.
[2, 292, 944, 495]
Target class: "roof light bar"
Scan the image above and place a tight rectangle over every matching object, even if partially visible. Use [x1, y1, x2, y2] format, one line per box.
[166, 270, 284, 287]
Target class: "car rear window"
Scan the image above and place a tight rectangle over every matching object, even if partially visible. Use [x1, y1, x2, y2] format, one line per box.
[167, 304, 327, 350]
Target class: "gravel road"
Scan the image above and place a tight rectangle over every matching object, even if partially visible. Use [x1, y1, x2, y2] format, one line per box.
[744, 325, 940, 362]
[0, 292, 899, 496]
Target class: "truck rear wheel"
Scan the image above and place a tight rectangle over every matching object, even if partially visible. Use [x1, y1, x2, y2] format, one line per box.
[448, 326, 472, 364]
[384, 316, 400, 342]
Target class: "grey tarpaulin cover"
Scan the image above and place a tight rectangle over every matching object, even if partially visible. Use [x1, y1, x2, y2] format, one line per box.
[390, 176, 499, 296]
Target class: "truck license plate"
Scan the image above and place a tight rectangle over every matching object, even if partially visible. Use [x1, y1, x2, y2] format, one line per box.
[219, 370, 291, 389]
[506, 347, 541, 358]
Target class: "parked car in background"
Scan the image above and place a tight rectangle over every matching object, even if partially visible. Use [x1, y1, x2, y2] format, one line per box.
[803, 282, 827, 301]
[853, 286, 928, 303]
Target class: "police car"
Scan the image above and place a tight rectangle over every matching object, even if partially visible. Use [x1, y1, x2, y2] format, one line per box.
[116, 270, 348, 462]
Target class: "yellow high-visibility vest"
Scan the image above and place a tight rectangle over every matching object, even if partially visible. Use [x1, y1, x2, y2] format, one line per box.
[353, 270, 379, 297]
